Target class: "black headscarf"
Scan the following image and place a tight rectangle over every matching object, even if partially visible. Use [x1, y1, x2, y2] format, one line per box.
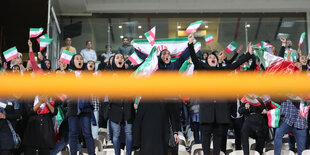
[69, 54, 84, 71]
[110, 53, 125, 70]
[158, 49, 171, 66]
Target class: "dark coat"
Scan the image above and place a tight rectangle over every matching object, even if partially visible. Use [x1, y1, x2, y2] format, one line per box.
[133, 99, 173, 155]
[199, 99, 232, 124]
[23, 98, 58, 149]
[157, 46, 190, 70]
[108, 98, 135, 124]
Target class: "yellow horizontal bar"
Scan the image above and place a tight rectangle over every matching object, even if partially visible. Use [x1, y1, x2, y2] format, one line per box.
[0, 72, 309, 98]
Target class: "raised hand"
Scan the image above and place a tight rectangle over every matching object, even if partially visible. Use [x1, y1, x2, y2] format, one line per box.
[248, 42, 254, 55]
[237, 45, 243, 53]
[280, 37, 286, 43]
[188, 33, 195, 44]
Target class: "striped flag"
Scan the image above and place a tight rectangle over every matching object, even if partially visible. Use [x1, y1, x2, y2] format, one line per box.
[60, 50, 74, 64]
[179, 59, 194, 76]
[204, 34, 214, 43]
[225, 41, 239, 54]
[37, 34, 54, 51]
[185, 20, 203, 33]
[144, 26, 156, 46]
[3, 47, 19, 62]
[298, 32, 306, 47]
[134, 46, 158, 77]
[29, 28, 44, 38]
[129, 52, 143, 66]
[241, 95, 261, 106]
[194, 42, 201, 53]
[267, 108, 281, 128]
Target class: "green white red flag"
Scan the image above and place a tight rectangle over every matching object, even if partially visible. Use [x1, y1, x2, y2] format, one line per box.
[133, 38, 188, 58]
[185, 20, 203, 33]
[204, 34, 214, 43]
[225, 41, 239, 54]
[144, 26, 156, 46]
[298, 32, 306, 47]
[134, 46, 158, 77]
[267, 108, 281, 128]
[194, 42, 201, 53]
[37, 34, 54, 51]
[60, 50, 74, 64]
[241, 95, 261, 106]
[29, 28, 44, 38]
[129, 52, 143, 66]
[3, 46, 19, 62]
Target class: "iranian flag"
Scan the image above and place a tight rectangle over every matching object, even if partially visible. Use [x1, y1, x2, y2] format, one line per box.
[253, 43, 300, 74]
[29, 28, 44, 38]
[129, 52, 143, 66]
[256, 41, 273, 54]
[144, 26, 156, 46]
[185, 20, 203, 33]
[60, 50, 74, 64]
[3, 46, 19, 62]
[133, 38, 188, 58]
[204, 34, 214, 43]
[194, 42, 201, 53]
[267, 108, 281, 128]
[37, 34, 54, 51]
[225, 41, 239, 54]
[298, 32, 306, 47]
[241, 95, 261, 106]
[134, 46, 158, 77]
[179, 58, 194, 76]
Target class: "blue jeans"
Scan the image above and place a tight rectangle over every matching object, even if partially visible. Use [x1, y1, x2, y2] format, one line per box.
[50, 132, 82, 155]
[68, 115, 95, 155]
[110, 121, 132, 155]
[274, 122, 307, 155]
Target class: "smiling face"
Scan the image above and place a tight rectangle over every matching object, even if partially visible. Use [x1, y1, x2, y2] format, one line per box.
[161, 50, 171, 64]
[207, 54, 218, 67]
[87, 61, 95, 71]
[74, 54, 84, 69]
[114, 54, 124, 68]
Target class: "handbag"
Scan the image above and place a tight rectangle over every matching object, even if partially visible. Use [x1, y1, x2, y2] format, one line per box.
[6, 120, 21, 149]
[168, 119, 177, 148]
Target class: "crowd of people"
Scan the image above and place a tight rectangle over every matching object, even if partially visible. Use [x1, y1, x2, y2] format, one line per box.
[0, 32, 309, 155]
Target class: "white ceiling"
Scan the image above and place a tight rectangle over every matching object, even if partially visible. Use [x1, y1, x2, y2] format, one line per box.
[54, 0, 310, 15]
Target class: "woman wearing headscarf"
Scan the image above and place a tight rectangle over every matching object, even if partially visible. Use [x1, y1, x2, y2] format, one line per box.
[188, 34, 255, 155]
[66, 54, 95, 155]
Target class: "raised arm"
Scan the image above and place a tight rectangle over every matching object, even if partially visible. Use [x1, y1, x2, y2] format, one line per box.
[28, 40, 42, 72]
[278, 37, 286, 57]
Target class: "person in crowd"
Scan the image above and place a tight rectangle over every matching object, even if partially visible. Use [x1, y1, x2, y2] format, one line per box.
[118, 37, 134, 60]
[238, 97, 268, 155]
[55, 60, 68, 74]
[284, 39, 298, 62]
[23, 95, 57, 155]
[66, 54, 95, 155]
[201, 51, 208, 63]
[38, 52, 52, 71]
[218, 45, 243, 67]
[80, 41, 97, 63]
[189, 97, 201, 144]
[101, 45, 115, 61]
[189, 34, 255, 154]
[86, 60, 96, 72]
[274, 98, 308, 155]
[60, 37, 77, 55]
[0, 98, 21, 155]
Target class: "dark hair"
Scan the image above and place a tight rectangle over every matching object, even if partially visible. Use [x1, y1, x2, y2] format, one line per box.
[86, 40, 91, 45]
[45, 59, 52, 70]
[105, 45, 111, 49]
[122, 37, 129, 41]
[12, 64, 20, 70]
[65, 37, 71, 41]
[111, 53, 125, 70]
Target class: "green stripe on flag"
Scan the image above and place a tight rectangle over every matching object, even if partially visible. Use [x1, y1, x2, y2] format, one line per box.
[134, 37, 188, 44]
[230, 41, 239, 48]
[63, 50, 75, 56]
[190, 20, 203, 26]
[205, 34, 212, 38]
[3, 47, 17, 55]
[30, 28, 43, 31]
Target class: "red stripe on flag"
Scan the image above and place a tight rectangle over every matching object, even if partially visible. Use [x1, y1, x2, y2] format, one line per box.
[224, 48, 232, 54]
[6, 53, 19, 62]
[59, 58, 70, 64]
[128, 57, 138, 65]
[206, 38, 214, 43]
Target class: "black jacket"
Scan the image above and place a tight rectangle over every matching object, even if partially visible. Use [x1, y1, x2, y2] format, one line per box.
[108, 98, 135, 124]
[199, 99, 232, 124]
